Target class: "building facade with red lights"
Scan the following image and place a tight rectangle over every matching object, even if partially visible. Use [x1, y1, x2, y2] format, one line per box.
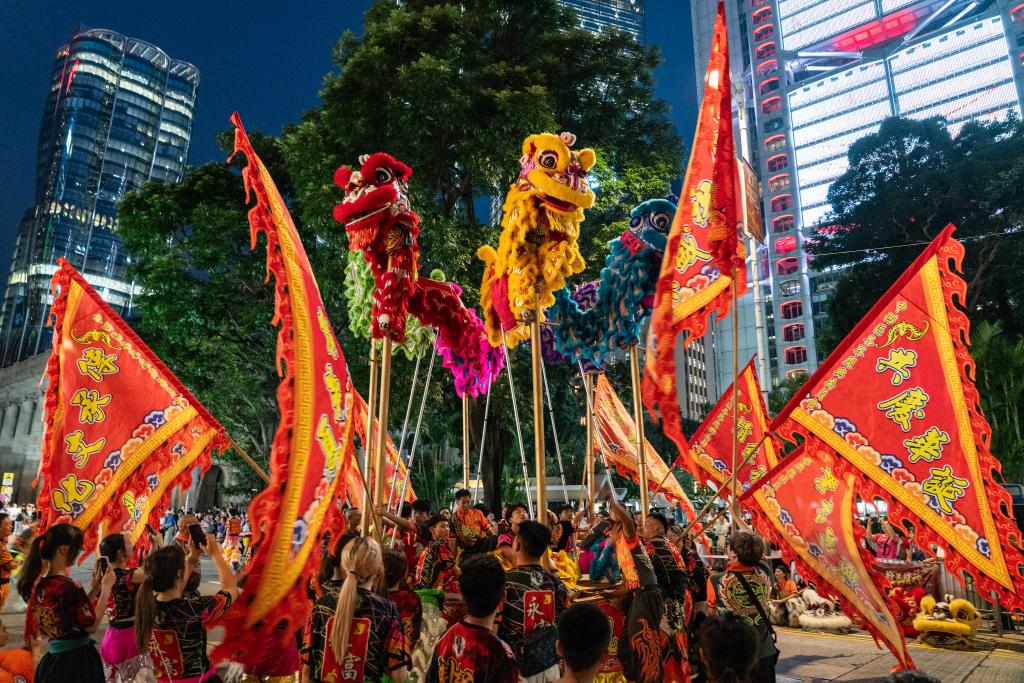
[692, 0, 1024, 388]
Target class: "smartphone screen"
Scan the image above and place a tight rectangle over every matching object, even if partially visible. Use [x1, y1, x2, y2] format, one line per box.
[144, 523, 157, 538]
[187, 523, 207, 549]
[97, 556, 109, 574]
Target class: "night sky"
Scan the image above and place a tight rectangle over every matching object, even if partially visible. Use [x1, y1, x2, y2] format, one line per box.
[0, 1, 697, 283]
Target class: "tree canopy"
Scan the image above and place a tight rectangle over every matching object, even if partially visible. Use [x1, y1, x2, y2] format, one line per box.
[118, 0, 685, 509]
[809, 114, 1024, 480]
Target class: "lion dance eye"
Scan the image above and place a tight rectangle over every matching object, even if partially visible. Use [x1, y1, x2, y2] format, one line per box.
[374, 168, 394, 184]
[652, 213, 671, 230]
[538, 151, 559, 169]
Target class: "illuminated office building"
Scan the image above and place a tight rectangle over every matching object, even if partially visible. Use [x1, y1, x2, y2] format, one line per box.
[558, 0, 647, 42]
[693, 0, 1024, 386]
[0, 28, 199, 366]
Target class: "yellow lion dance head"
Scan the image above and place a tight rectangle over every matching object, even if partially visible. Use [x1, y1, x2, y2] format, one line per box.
[515, 132, 596, 221]
[478, 132, 597, 347]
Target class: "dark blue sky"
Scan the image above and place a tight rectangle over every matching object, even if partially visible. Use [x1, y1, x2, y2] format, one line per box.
[0, 1, 697, 280]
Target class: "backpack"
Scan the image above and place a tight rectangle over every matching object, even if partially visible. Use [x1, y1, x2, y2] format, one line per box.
[515, 623, 559, 677]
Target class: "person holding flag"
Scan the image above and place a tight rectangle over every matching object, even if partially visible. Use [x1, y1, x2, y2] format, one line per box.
[600, 485, 664, 683]
[642, 512, 691, 681]
[134, 535, 239, 683]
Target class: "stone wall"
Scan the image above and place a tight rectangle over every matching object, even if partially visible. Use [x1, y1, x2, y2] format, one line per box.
[0, 351, 239, 509]
[0, 353, 48, 502]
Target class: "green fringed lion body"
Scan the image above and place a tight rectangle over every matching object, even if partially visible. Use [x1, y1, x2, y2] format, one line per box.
[479, 132, 595, 347]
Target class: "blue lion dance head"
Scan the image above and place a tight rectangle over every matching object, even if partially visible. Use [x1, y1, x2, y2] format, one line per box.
[628, 198, 675, 254]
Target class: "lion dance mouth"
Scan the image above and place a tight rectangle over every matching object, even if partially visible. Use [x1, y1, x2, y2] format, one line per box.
[477, 131, 597, 348]
[332, 153, 503, 397]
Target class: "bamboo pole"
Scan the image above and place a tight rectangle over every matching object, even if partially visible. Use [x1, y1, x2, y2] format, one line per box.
[629, 345, 649, 524]
[730, 267, 740, 531]
[386, 349, 422, 512]
[462, 393, 471, 490]
[227, 437, 270, 484]
[373, 336, 394, 515]
[361, 340, 379, 537]
[584, 373, 596, 508]
[471, 382, 493, 504]
[530, 296, 547, 520]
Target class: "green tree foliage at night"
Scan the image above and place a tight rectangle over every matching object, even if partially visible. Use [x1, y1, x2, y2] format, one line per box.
[809, 115, 1024, 480]
[119, 0, 684, 508]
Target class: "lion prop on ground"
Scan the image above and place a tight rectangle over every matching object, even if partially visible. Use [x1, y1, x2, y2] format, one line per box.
[774, 588, 856, 634]
[912, 595, 981, 649]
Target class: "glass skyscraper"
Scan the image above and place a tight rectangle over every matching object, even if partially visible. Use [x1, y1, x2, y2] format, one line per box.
[558, 0, 647, 42]
[0, 28, 199, 366]
[691, 0, 1024, 392]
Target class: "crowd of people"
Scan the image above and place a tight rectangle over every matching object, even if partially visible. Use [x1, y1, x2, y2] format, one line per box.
[0, 492, 951, 683]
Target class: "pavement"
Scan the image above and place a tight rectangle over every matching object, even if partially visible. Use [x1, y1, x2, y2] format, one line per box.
[5, 557, 1023, 682]
[775, 626, 1024, 682]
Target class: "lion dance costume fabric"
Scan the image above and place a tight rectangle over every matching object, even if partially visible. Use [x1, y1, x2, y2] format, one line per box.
[478, 132, 596, 348]
[333, 153, 503, 397]
[551, 198, 673, 364]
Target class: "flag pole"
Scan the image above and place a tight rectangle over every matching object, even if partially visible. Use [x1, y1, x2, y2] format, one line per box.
[730, 268, 740, 531]
[629, 344, 649, 524]
[227, 437, 271, 484]
[462, 393, 471, 490]
[650, 430, 773, 503]
[361, 340, 379, 536]
[530, 296, 547, 521]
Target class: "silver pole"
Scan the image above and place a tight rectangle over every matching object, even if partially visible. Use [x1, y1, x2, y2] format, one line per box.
[540, 360, 571, 505]
[502, 328, 534, 518]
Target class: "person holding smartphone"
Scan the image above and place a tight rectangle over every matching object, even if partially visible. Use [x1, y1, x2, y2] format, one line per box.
[171, 516, 204, 599]
[96, 531, 161, 682]
[136, 532, 239, 683]
[17, 524, 115, 682]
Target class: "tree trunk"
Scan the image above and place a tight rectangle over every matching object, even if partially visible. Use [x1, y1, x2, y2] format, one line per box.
[469, 392, 506, 515]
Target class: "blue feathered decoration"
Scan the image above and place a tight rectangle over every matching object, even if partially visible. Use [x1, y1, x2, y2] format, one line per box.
[551, 198, 675, 364]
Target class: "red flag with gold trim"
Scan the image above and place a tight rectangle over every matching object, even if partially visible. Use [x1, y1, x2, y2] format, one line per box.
[770, 224, 1024, 611]
[644, 0, 744, 465]
[37, 259, 227, 554]
[745, 441, 914, 670]
[348, 389, 415, 508]
[213, 114, 358, 661]
[684, 357, 779, 495]
[593, 375, 699, 521]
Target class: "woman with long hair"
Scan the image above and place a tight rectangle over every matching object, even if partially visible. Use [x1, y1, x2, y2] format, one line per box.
[18, 523, 114, 682]
[135, 533, 238, 682]
[98, 532, 155, 682]
[302, 536, 409, 682]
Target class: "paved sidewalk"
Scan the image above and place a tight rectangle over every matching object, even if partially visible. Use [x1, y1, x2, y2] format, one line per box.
[776, 627, 1024, 682]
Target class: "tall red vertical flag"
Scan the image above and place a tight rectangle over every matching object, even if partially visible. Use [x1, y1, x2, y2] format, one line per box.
[37, 260, 227, 553]
[643, 0, 745, 458]
[769, 225, 1024, 611]
[213, 114, 358, 660]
